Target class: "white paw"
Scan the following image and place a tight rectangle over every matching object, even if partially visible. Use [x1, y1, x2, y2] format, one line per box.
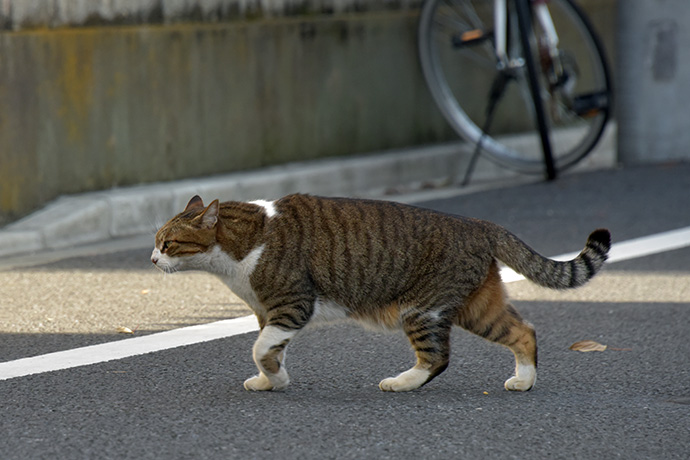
[379, 368, 430, 392]
[243, 372, 290, 391]
[504, 363, 536, 391]
[504, 376, 535, 391]
[244, 374, 274, 391]
[379, 378, 400, 392]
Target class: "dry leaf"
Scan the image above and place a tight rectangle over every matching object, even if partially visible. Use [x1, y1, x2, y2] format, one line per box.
[116, 326, 134, 334]
[569, 340, 607, 352]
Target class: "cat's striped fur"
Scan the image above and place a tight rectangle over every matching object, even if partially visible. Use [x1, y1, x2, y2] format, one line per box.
[152, 194, 611, 392]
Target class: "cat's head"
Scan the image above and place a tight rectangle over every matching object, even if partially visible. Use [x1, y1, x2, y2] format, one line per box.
[151, 195, 221, 273]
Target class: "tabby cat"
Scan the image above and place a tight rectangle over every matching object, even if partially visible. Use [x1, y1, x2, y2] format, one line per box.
[152, 194, 610, 392]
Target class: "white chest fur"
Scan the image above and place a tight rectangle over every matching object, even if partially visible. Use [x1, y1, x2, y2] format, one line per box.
[208, 245, 266, 314]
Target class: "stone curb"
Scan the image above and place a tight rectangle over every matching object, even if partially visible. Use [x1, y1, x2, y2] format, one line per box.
[0, 134, 616, 259]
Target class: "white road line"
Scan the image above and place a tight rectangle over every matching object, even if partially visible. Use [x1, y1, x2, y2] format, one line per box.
[2, 226, 689, 381]
[606, 226, 690, 263]
[0, 316, 259, 381]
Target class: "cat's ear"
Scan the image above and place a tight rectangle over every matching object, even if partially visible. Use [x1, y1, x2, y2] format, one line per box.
[197, 199, 220, 229]
[184, 195, 205, 212]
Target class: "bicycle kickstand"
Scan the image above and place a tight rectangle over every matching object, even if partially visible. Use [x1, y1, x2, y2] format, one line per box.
[461, 69, 513, 187]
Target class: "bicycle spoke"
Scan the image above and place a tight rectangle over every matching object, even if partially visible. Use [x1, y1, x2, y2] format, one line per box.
[447, 0, 484, 30]
[433, 1, 496, 70]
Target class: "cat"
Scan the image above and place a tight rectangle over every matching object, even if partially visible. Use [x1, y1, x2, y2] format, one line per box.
[152, 194, 610, 392]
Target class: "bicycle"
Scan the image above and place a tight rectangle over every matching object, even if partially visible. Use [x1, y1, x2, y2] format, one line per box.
[418, 0, 612, 183]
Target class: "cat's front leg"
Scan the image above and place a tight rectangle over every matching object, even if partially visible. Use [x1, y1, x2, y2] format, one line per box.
[244, 325, 296, 391]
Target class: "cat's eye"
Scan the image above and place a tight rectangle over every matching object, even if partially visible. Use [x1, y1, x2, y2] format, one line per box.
[161, 241, 171, 251]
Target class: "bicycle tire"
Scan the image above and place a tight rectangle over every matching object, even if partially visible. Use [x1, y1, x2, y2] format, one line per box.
[418, 0, 612, 174]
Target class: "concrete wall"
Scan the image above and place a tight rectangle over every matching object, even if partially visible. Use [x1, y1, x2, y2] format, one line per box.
[617, 0, 690, 164]
[0, 0, 617, 225]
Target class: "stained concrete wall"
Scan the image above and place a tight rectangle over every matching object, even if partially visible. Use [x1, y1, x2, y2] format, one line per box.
[0, 0, 616, 225]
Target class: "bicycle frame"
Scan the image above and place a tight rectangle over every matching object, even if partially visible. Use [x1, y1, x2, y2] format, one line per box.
[494, 0, 560, 69]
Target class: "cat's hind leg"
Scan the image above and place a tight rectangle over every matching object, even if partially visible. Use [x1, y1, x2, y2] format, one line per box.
[457, 263, 537, 391]
[379, 309, 452, 392]
[486, 303, 537, 391]
[501, 317, 538, 392]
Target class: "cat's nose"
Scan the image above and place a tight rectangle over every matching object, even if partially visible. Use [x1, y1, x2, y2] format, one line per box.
[151, 248, 161, 265]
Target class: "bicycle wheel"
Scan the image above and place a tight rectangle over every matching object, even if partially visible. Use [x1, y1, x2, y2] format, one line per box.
[418, 0, 612, 174]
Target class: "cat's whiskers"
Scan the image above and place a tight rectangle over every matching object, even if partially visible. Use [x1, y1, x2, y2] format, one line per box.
[160, 265, 179, 277]
[147, 216, 166, 237]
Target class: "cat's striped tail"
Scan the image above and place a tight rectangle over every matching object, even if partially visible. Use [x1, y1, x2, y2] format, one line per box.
[492, 227, 611, 289]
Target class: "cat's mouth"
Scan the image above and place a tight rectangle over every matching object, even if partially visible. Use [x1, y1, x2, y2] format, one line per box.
[151, 248, 177, 273]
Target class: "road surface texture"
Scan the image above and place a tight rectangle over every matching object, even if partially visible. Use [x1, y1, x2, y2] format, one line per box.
[1, 163, 689, 459]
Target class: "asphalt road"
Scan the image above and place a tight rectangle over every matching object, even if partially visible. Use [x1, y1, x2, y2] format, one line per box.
[1, 164, 689, 459]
